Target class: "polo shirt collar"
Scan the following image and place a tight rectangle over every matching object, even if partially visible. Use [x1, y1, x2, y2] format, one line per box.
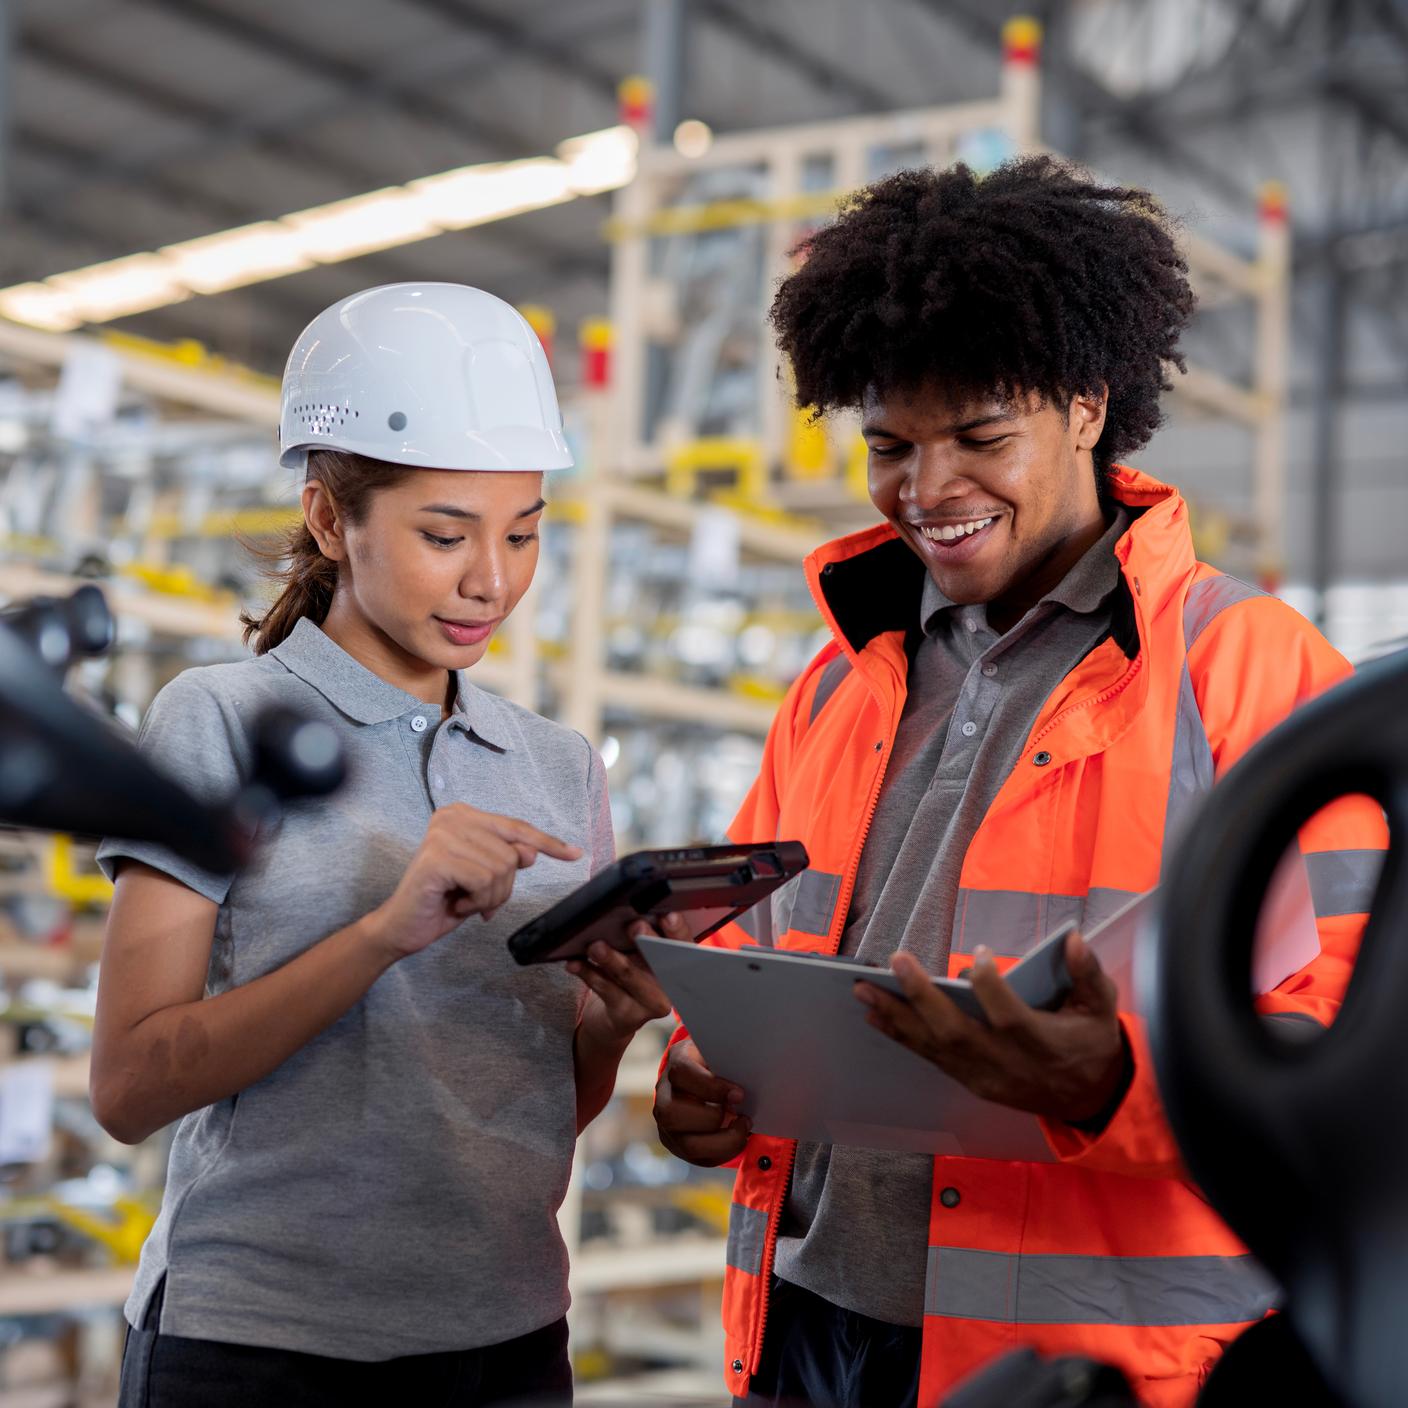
[449, 678, 515, 753]
[270, 617, 514, 749]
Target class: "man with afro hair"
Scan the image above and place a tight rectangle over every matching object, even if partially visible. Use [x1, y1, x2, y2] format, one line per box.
[654, 155, 1384, 1406]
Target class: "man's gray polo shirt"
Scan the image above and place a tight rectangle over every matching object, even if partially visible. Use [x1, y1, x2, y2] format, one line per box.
[773, 510, 1132, 1327]
[95, 616, 613, 1360]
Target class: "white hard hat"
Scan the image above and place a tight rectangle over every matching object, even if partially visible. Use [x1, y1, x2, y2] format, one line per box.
[279, 283, 574, 473]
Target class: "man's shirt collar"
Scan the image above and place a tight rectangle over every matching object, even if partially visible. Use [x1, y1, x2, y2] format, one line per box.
[920, 508, 1131, 637]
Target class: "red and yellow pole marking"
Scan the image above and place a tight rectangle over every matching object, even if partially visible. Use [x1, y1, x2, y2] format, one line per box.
[580, 318, 614, 389]
[1258, 180, 1289, 227]
[618, 75, 655, 133]
[1002, 16, 1043, 67]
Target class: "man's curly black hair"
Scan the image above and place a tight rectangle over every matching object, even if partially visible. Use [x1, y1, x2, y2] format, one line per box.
[769, 155, 1196, 487]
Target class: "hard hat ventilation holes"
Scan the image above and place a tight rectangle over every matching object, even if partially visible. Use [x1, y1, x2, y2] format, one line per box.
[293, 403, 353, 431]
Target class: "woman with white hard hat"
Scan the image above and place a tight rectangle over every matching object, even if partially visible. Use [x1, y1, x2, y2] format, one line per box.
[91, 284, 680, 1406]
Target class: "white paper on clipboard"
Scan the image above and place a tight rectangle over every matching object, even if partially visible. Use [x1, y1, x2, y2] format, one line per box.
[639, 858, 1321, 1161]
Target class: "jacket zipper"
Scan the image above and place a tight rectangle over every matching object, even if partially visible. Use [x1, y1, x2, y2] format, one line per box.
[1022, 562, 1154, 759]
[1025, 651, 1144, 756]
[748, 699, 899, 1377]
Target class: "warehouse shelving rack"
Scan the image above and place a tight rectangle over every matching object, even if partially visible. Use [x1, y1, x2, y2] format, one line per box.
[600, 16, 1291, 580]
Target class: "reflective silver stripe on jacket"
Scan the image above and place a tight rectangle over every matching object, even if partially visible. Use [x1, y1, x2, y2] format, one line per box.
[924, 1246, 1279, 1326]
[1183, 573, 1265, 652]
[950, 887, 1141, 958]
[726, 1204, 768, 1276]
[1305, 848, 1382, 917]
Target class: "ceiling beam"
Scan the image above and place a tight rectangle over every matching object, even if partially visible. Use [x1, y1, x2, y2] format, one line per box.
[398, 0, 624, 103]
[12, 124, 453, 291]
[692, 0, 896, 115]
[17, 1, 633, 206]
[1325, 70, 1408, 155]
[16, 35, 603, 280]
[127, 0, 560, 160]
[12, 123, 606, 326]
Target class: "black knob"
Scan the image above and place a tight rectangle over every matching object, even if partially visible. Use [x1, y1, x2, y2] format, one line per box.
[1, 586, 115, 673]
[65, 584, 116, 659]
[251, 708, 345, 803]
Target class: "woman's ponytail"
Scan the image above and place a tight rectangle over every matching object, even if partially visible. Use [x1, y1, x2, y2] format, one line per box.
[240, 520, 338, 655]
[240, 449, 410, 656]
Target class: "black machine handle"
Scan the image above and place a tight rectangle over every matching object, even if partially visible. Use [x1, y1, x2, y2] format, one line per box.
[0, 591, 345, 875]
[1149, 647, 1408, 1408]
[1, 583, 117, 673]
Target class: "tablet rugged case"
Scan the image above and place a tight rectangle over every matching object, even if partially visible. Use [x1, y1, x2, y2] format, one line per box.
[507, 840, 809, 965]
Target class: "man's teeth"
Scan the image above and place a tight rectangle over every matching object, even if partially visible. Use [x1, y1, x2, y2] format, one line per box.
[921, 517, 994, 543]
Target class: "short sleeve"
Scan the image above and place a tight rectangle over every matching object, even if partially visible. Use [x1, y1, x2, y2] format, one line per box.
[94, 671, 249, 904]
[585, 743, 616, 877]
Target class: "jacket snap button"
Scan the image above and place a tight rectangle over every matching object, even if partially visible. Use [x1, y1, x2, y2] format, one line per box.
[1033, 750, 1052, 766]
[940, 1187, 961, 1208]
[758, 1155, 772, 1171]
[733, 1359, 745, 1374]
[874, 741, 883, 753]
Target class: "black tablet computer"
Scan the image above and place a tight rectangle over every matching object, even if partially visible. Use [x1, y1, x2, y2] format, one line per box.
[507, 840, 809, 966]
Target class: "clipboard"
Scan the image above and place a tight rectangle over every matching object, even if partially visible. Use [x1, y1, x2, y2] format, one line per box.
[637, 869, 1321, 1159]
[637, 930, 1061, 1159]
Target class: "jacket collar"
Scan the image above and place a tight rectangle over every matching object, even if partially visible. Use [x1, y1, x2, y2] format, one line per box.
[270, 616, 514, 750]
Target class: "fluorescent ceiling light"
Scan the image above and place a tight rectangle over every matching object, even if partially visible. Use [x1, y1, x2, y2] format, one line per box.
[409, 159, 575, 230]
[161, 222, 312, 295]
[0, 125, 641, 332]
[49, 253, 189, 323]
[0, 282, 81, 332]
[283, 188, 444, 262]
[558, 125, 640, 195]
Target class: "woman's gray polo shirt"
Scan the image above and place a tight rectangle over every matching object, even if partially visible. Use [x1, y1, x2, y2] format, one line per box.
[95, 617, 614, 1360]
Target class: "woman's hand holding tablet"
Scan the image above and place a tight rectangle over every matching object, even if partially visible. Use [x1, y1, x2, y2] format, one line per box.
[567, 912, 690, 1042]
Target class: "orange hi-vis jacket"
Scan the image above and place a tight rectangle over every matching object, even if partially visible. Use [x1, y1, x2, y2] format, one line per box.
[666, 468, 1388, 1407]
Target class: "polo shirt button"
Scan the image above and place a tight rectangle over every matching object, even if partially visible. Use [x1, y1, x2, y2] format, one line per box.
[433, 775, 445, 790]
[961, 721, 977, 738]
[410, 715, 428, 733]
[964, 618, 978, 633]
[940, 1187, 961, 1208]
[982, 663, 997, 677]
